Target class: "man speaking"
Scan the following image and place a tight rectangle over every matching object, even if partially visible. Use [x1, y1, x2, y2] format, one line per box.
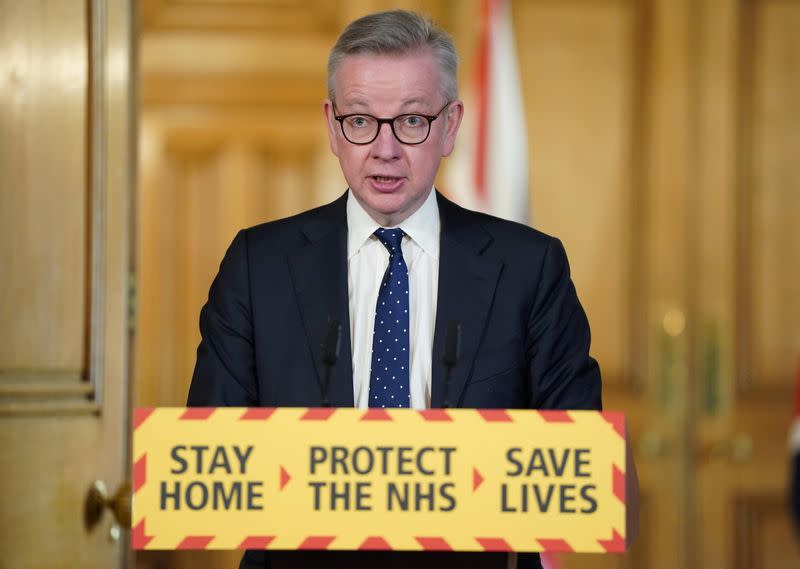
[187, 9, 601, 569]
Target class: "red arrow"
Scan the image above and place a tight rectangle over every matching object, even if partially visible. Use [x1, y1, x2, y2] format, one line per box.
[280, 466, 291, 490]
[473, 467, 484, 492]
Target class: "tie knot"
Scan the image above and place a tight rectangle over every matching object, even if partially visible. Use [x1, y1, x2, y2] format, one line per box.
[374, 228, 404, 254]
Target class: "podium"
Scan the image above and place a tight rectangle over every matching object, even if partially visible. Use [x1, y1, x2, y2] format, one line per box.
[132, 407, 637, 554]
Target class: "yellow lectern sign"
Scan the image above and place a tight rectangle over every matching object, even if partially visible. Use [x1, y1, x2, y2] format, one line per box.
[132, 408, 628, 553]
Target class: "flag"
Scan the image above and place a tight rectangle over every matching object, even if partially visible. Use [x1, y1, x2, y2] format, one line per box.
[790, 357, 800, 537]
[444, 0, 529, 224]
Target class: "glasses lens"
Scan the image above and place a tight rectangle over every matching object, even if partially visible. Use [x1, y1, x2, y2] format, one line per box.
[342, 115, 378, 143]
[394, 115, 431, 144]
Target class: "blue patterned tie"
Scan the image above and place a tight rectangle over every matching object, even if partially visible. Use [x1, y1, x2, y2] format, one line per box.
[369, 228, 410, 408]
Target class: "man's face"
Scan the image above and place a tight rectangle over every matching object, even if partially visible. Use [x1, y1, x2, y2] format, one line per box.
[324, 49, 463, 227]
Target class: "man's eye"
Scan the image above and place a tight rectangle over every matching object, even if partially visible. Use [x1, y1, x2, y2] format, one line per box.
[402, 115, 424, 128]
[348, 116, 370, 128]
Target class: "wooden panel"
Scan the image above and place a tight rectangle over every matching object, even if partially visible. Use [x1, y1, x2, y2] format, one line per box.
[136, 127, 319, 408]
[0, 0, 89, 373]
[140, 73, 326, 107]
[745, 0, 800, 388]
[692, 0, 739, 421]
[146, 107, 325, 151]
[142, 0, 339, 32]
[140, 31, 332, 76]
[735, 495, 800, 569]
[513, 0, 637, 386]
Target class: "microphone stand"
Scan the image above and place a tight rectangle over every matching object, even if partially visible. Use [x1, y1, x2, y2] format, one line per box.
[320, 319, 341, 407]
[442, 321, 461, 409]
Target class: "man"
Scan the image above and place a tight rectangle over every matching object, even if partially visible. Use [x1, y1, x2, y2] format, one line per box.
[188, 10, 601, 569]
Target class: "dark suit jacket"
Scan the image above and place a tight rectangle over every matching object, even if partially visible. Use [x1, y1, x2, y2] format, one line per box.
[187, 191, 601, 569]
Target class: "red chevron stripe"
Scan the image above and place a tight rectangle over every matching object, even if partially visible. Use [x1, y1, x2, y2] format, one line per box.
[300, 408, 336, 421]
[537, 538, 574, 552]
[359, 536, 392, 550]
[613, 464, 626, 504]
[133, 454, 147, 493]
[418, 409, 452, 421]
[477, 409, 513, 422]
[476, 537, 512, 551]
[240, 408, 276, 420]
[601, 411, 626, 438]
[238, 536, 275, 549]
[131, 519, 154, 549]
[415, 536, 452, 551]
[298, 536, 336, 549]
[176, 535, 214, 549]
[538, 410, 573, 423]
[361, 409, 393, 421]
[598, 529, 625, 552]
[179, 408, 215, 420]
[133, 407, 155, 429]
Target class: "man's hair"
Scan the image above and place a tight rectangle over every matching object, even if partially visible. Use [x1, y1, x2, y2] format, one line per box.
[327, 10, 459, 102]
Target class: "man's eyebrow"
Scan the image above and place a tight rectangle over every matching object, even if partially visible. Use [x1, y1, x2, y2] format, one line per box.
[336, 97, 436, 114]
[338, 99, 370, 111]
[399, 98, 428, 109]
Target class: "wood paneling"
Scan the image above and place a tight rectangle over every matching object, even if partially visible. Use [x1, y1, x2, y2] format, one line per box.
[0, 0, 89, 373]
[142, 0, 339, 32]
[515, 0, 637, 387]
[746, 0, 800, 388]
[735, 495, 800, 569]
[696, 1, 800, 568]
[0, 0, 134, 565]
[136, 128, 322, 407]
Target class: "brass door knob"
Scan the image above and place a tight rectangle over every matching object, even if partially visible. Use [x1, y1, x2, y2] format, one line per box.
[84, 480, 131, 531]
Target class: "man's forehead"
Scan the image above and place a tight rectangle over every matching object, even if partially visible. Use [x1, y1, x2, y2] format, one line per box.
[338, 95, 434, 111]
[334, 55, 442, 111]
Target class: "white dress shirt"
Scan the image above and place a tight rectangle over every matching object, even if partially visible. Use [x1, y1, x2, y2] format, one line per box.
[347, 188, 440, 409]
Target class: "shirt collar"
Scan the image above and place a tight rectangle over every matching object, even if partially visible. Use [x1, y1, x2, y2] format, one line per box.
[346, 188, 440, 260]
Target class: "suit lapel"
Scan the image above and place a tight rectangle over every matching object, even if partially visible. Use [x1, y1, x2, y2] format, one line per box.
[287, 193, 355, 407]
[431, 193, 503, 408]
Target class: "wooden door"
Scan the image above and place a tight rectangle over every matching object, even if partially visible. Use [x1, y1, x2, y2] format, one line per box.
[694, 0, 800, 567]
[0, 1, 135, 567]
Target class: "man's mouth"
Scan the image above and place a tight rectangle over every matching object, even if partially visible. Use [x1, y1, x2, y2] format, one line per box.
[369, 175, 405, 192]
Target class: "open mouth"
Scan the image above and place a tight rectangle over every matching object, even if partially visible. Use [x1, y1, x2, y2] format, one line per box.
[369, 175, 405, 191]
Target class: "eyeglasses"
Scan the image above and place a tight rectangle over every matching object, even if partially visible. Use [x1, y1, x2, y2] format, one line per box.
[333, 102, 452, 145]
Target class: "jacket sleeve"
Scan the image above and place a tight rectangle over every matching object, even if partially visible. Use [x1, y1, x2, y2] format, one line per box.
[526, 237, 602, 410]
[187, 230, 259, 406]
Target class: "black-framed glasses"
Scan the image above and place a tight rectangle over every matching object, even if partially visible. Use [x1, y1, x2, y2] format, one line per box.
[333, 101, 452, 145]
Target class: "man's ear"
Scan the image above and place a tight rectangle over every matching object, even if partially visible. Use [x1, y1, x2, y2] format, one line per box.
[323, 99, 340, 157]
[441, 100, 464, 157]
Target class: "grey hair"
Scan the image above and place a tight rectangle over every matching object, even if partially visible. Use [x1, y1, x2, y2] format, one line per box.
[327, 10, 459, 102]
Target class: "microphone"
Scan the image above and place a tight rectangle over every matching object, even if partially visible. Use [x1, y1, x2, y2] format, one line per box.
[320, 319, 341, 407]
[442, 320, 461, 408]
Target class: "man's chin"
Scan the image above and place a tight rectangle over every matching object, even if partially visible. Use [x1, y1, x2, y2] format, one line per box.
[359, 195, 409, 226]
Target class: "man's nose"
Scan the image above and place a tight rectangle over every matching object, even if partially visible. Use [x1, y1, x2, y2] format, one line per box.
[370, 122, 401, 160]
